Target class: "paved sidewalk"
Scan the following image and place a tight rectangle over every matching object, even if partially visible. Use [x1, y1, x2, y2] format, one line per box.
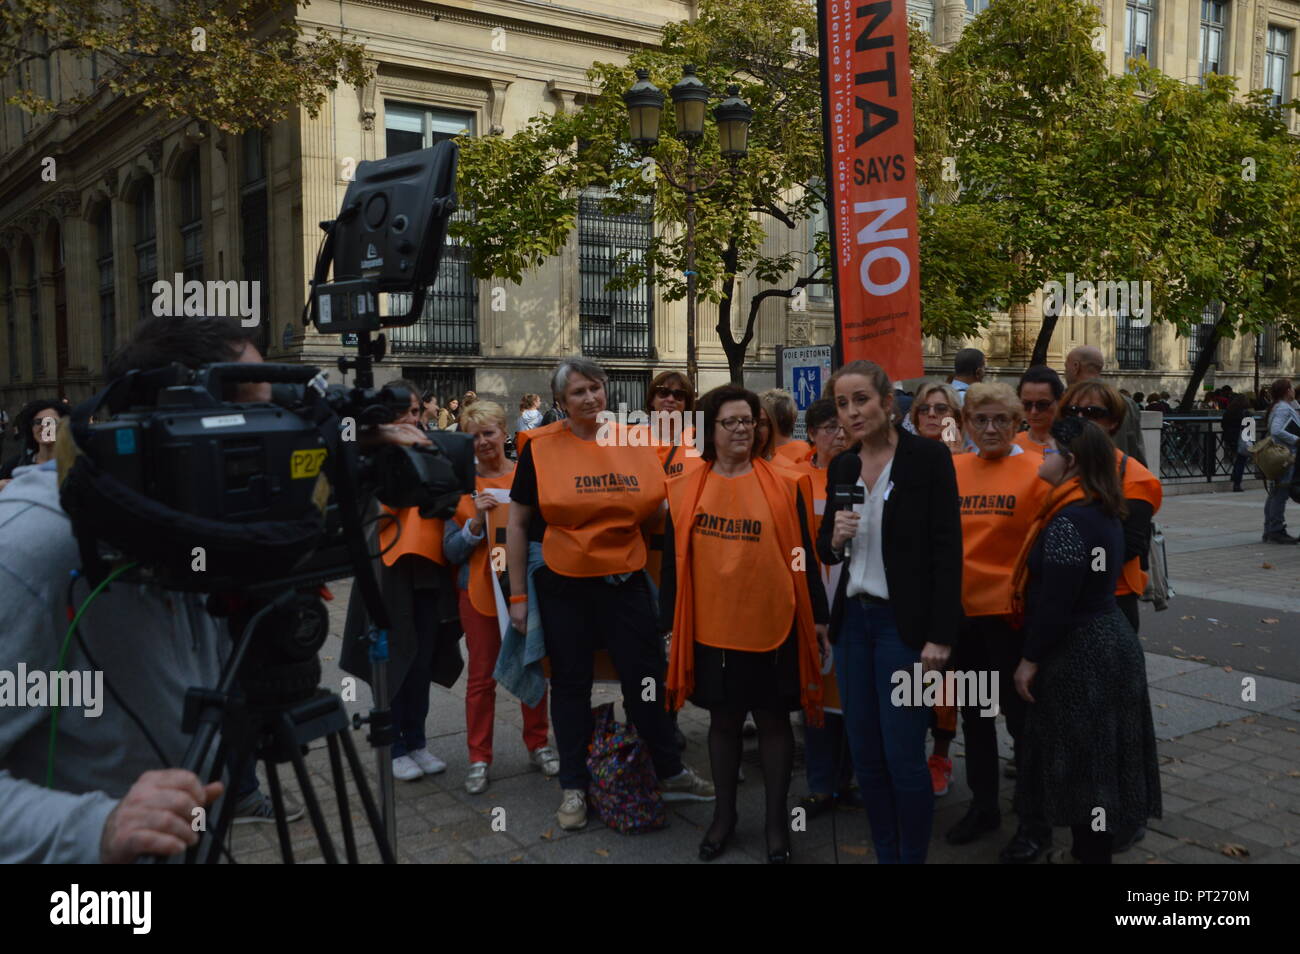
[226, 490, 1300, 864]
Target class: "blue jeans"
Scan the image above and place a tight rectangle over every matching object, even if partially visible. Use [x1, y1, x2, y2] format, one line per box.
[1264, 463, 1295, 534]
[835, 598, 934, 863]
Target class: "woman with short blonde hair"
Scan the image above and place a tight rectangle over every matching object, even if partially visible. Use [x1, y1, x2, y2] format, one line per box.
[909, 381, 963, 455]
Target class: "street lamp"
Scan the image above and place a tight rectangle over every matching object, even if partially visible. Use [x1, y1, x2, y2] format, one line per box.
[622, 66, 752, 385]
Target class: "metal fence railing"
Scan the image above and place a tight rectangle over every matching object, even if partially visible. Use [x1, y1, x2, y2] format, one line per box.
[1159, 414, 1265, 483]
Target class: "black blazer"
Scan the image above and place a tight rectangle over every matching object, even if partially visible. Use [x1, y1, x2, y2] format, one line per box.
[815, 426, 963, 651]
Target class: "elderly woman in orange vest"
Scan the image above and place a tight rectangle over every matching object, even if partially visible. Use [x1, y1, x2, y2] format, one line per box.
[444, 400, 559, 795]
[660, 385, 829, 863]
[948, 381, 1052, 863]
[507, 358, 714, 832]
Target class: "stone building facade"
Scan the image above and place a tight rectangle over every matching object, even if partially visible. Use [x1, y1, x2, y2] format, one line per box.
[0, 0, 1296, 433]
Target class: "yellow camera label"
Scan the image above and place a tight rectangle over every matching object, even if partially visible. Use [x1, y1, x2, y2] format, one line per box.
[290, 448, 328, 480]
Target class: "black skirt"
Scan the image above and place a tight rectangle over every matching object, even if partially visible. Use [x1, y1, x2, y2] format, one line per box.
[1013, 607, 1163, 829]
[690, 631, 800, 713]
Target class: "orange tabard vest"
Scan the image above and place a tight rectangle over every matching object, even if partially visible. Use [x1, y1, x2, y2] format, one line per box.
[646, 442, 708, 587]
[785, 457, 840, 710]
[775, 441, 813, 465]
[686, 470, 796, 652]
[953, 452, 1048, 617]
[1115, 448, 1163, 597]
[529, 421, 667, 577]
[1013, 431, 1050, 459]
[514, 419, 566, 456]
[378, 507, 446, 567]
[452, 471, 514, 616]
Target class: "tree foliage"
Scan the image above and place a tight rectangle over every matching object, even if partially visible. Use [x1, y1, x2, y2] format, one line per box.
[2, 0, 371, 133]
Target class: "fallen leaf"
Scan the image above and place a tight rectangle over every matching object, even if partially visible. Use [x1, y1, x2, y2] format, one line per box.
[540, 829, 555, 841]
[1256, 666, 1267, 671]
[1223, 666, 1233, 672]
[1220, 843, 1250, 858]
[840, 844, 869, 856]
[510, 855, 524, 862]
[1261, 563, 1274, 570]
[1262, 618, 1280, 624]
[1156, 703, 1168, 709]
[1232, 642, 1245, 647]
[594, 848, 610, 857]
[1207, 619, 1219, 624]
[1172, 645, 1186, 652]
[1190, 655, 1207, 661]
[1288, 770, 1300, 778]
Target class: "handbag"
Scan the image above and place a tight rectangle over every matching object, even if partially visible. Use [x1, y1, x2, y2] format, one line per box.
[1140, 521, 1172, 611]
[585, 702, 667, 834]
[1252, 435, 1294, 480]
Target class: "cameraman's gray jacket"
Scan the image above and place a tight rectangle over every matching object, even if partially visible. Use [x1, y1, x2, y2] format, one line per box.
[0, 463, 227, 863]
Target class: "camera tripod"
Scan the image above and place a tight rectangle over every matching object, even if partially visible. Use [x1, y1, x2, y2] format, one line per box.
[172, 588, 397, 864]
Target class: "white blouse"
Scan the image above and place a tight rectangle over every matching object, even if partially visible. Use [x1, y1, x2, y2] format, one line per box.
[845, 458, 894, 601]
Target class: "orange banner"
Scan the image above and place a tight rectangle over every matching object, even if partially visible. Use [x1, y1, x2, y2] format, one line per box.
[818, 0, 924, 381]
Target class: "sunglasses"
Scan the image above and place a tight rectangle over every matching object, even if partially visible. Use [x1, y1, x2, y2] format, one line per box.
[1022, 399, 1055, 413]
[1062, 405, 1111, 421]
[653, 386, 691, 402]
[915, 403, 951, 416]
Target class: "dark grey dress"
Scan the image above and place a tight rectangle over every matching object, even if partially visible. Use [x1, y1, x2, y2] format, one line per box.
[1013, 502, 1162, 829]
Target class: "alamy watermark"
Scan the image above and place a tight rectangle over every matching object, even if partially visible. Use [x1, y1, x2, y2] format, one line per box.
[0, 665, 104, 717]
[1042, 273, 1152, 325]
[596, 404, 705, 456]
[151, 273, 261, 327]
[891, 664, 999, 717]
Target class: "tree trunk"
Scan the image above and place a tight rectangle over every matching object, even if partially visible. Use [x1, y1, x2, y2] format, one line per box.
[1030, 314, 1057, 367]
[1177, 312, 1231, 413]
[713, 240, 746, 384]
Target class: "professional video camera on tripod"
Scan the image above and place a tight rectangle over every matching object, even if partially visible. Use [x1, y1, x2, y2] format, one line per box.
[56, 140, 469, 864]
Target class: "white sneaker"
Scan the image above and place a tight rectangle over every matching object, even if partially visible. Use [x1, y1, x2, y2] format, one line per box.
[557, 789, 588, 830]
[409, 748, 447, 775]
[465, 761, 489, 795]
[529, 746, 560, 777]
[393, 755, 423, 781]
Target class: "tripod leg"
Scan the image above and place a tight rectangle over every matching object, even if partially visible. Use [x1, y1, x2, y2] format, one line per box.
[325, 733, 360, 863]
[203, 740, 255, 865]
[339, 726, 397, 864]
[263, 755, 297, 865]
[279, 713, 339, 864]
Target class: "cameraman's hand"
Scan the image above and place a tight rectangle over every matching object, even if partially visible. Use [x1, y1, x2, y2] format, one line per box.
[100, 770, 224, 863]
[361, 422, 432, 450]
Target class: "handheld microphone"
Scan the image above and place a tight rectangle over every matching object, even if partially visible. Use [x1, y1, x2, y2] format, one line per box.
[831, 455, 865, 559]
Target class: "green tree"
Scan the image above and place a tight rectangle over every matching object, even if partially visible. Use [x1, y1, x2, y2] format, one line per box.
[1, 0, 370, 133]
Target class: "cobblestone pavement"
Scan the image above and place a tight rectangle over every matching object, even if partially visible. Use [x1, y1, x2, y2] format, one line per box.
[227, 490, 1300, 864]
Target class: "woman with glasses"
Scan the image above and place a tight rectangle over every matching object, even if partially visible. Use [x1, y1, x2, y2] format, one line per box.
[1057, 381, 1163, 634]
[906, 381, 964, 797]
[661, 386, 828, 863]
[1015, 366, 1065, 458]
[908, 382, 964, 455]
[817, 361, 963, 863]
[789, 399, 857, 816]
[646, 370, 700, 480]
[947, 382, 1052, 864]
[507, 358, 714, 831]
[1009, 417, 1162, 863]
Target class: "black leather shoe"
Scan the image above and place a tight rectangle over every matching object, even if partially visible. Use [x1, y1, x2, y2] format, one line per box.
[767, 845, 792, 864]
[998, 826, 1052, 863]
[946, 806, 1001, 845]
[1112, 823, 1147, 854]
[1263, 531, 1300, 544]
[698, 823, 736, 862]
[799, 793, 835, 819]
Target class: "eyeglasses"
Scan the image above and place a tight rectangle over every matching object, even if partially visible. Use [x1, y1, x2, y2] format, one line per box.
[971, 414, 1014, 430]
[718, 417, 756, 432]
[653, 386, 691, 402]
[1062, 405, 1111, 421]
[915, 403, 951, 416]
[1022, 399, 1055, 413]
[811, 423, 844, 435]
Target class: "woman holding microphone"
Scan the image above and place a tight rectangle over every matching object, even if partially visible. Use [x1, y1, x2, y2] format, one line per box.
[506, 359, 713, 832]
[444, 401, 559, 795]
[817, 360, 963, 864]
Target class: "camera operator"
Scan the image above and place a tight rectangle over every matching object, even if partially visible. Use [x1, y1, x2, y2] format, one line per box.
[0, 316, 428, 863]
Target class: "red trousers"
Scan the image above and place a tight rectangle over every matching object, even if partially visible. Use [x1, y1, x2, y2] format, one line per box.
[459, 589, 550, 763]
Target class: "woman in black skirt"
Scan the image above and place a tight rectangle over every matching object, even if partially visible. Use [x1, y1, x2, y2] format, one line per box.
[660, 385, 829, 863]
[1011, 417, 1162, 864]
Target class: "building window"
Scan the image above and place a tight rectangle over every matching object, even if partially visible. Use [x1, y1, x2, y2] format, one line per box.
[907, 0, 935, 39]
[96, 205, 115, 374]
[400, 366, 475, 411]
[1200, 1, 1227, 82]
[134, 178, 157, 323]
[1188, 301, 1220, 366]
[807, 179, 832, 301]
[1124, 0, 1154, 69]
[384, 102, 478, 356]
[3, 259, 15, 382]
[1265, 27, 1292, 108]
[579, 191, 653, 359]
[964, 0, 990, 14]
[1255, 324, 1279, 366]
[29, 257, 42, 378]
[1115, 308, 1150, 370]
[241, 131, 270, 353]
[179, 155, 203, 284]
[605, 370, 652, 415]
